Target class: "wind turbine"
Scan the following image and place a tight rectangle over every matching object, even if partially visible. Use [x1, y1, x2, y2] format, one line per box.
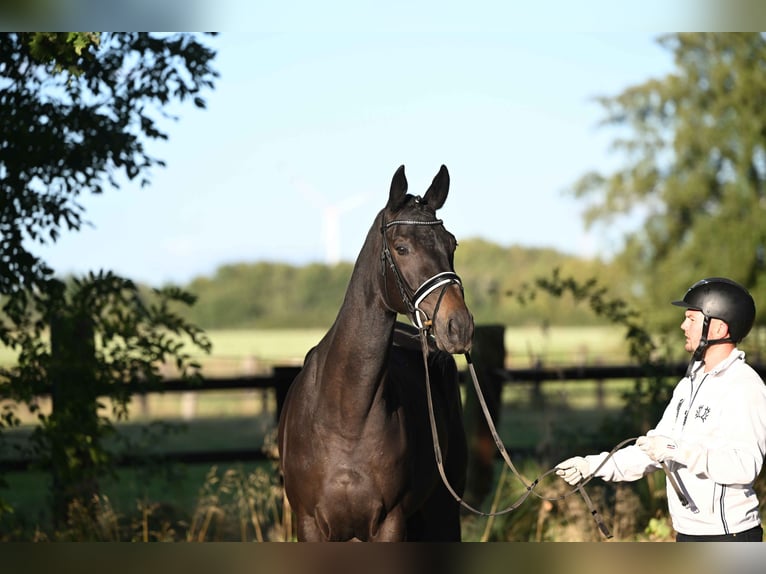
[293, 177, 371, 265]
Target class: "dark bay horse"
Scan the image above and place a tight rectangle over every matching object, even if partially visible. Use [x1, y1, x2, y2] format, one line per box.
[277, 165, 474, 541]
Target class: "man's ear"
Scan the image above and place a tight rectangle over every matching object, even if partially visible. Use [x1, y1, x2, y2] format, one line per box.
[712, 318, 730, 338]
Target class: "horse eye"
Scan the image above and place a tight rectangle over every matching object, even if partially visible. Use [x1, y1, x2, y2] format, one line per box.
[395, 245, 409, 256]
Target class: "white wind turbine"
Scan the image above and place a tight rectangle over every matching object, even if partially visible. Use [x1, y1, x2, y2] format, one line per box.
[293, 177, 371, 265]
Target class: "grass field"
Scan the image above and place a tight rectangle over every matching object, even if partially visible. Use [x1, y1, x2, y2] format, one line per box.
[186, 324, 632, 376]
[0, 324, 629, 371]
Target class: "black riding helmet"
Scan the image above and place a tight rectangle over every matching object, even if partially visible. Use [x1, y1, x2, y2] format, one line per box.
[672, 277, 756, 342]
[672, 277, 756, 375]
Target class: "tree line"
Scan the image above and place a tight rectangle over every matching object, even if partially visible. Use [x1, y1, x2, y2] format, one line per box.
[175, 239, 619, 329]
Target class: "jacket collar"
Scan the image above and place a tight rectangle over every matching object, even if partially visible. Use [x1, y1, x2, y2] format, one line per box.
[706, 348, 744, 376]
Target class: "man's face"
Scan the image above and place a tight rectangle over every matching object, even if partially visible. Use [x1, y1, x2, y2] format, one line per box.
[680, 309, 705, 353]
[680, 309, 728, 352]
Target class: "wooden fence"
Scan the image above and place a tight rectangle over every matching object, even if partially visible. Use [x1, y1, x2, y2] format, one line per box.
[0, 360, 699, 472]
[4, 317, 765, 476]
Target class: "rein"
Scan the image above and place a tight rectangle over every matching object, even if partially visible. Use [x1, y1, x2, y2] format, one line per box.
[380, 214, 623, 538]
[417, 327, 625, 539]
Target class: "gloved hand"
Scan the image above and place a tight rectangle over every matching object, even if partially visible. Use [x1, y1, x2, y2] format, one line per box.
[636, 435, 678, 463]
[556, 456, 590, 485]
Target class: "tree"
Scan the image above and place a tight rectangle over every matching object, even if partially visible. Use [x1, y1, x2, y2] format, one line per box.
[0, 32, 217, 529]
[1, 32, 217, 298]
[572, 33, 766, 333]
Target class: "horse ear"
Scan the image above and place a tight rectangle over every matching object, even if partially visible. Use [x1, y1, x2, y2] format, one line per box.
[387, 165, 409, 210]
[423, 165, 450, 210]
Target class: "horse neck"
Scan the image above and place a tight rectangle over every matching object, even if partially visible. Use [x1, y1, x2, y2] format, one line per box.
[317, 216, 398, 412]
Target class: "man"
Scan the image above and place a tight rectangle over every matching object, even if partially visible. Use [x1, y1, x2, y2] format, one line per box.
[556, 277, 766, 541]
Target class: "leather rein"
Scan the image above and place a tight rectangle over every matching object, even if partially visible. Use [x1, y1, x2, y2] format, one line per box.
[380, 215, 628, 539]
[419, 328, 624, 539]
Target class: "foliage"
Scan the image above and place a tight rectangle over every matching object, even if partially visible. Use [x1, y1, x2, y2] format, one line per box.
[491, 269, 677, 539]
[510, 269, 653, 359]
[184, 261, 355, 329]
[456, 239, 618, 326]
[464, 459, 670, 542]
[1, 272, 212, 524]
[510, 269, 674, 441]
[571, 33, 766, 333]
[23, 32, 101, 75]
[1, 32, 218, 302]
[0, 32, 217, 522]
[178, 240, 622, 330]
[187, 463, 287, 542]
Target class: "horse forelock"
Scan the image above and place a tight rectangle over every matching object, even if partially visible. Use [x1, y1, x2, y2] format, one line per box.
[392, 194, 438, 219]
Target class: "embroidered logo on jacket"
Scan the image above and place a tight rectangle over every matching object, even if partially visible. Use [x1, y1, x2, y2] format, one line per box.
[694, 405, 710, 422]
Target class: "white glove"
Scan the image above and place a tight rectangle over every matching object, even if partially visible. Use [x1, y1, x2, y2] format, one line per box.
[556, 456, 590, 485]
[636, 435, 678, 463]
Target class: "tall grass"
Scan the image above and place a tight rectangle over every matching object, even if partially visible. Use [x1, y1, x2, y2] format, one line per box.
[6, 458, 675, 542]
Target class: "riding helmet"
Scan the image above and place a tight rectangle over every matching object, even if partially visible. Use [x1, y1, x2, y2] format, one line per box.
[671, 277, 756, 342]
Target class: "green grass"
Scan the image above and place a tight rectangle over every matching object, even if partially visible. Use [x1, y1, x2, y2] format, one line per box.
[503, 325, 631, 366]
[192, 325, 631, 374]
[190, 328, 327, 371]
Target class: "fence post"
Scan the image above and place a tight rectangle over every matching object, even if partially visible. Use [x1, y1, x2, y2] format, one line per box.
[462, 324, 505, 508]
[596, 378, 605, 410]
[49, 307, 98, 528]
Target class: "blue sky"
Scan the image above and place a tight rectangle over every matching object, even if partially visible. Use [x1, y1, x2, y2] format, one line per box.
[36, 30, 675, 286]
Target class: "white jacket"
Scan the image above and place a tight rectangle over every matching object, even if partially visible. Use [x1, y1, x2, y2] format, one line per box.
[585, 349, 766, 536]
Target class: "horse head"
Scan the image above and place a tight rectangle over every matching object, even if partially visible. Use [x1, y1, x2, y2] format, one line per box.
[380, 165, 474, 354]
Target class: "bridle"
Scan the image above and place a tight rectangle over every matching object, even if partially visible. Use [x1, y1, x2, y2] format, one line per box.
[428, 340, 621, 538]
[380, 211, 620, 539]
[380, 215, 463, 329]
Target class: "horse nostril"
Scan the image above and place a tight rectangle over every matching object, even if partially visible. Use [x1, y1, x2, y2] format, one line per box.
[447, 316, 471, 343]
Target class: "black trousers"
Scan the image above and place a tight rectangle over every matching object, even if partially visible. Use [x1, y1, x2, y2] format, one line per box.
[676, 524, 763, 542]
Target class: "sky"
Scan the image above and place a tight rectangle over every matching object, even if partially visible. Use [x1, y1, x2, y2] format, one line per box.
[34, 28, 678, 287]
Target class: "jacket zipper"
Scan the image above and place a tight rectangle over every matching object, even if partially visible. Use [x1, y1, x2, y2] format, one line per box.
[719, 485, 729, 534]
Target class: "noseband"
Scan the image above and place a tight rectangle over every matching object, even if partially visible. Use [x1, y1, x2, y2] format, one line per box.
[380, 217, 463, 330]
